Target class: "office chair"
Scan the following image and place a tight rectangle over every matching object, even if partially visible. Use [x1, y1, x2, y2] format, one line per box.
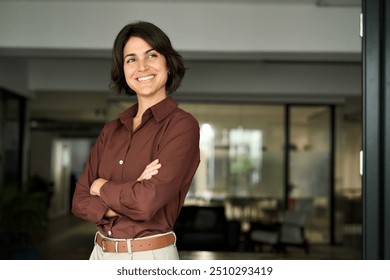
[250, 209, 309, 253]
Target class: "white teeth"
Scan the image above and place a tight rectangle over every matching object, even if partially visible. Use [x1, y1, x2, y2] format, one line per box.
[137, 75, 154, 81]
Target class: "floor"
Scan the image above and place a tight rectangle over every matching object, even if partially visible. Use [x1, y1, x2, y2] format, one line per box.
[26, 214, 361, 260]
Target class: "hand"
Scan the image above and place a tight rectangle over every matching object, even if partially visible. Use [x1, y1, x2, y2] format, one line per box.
[137, 159, 162, 181]
[104, 208, 119, 218]
[90, 178, 108, 196]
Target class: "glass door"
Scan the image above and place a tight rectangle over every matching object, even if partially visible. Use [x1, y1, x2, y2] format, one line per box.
[289, 106, 331, 244]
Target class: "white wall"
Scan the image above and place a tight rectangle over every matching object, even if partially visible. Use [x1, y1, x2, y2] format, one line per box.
[27, 58, 361, 103]
[28, 58, 111, 92]
[0, 58, 29, 96]
[0, 0, 361, 100]
[0, 1, 361, 54]
[181, 61, 361, 100]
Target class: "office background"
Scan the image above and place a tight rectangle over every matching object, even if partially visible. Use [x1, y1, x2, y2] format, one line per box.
[0, 0, 363, 259]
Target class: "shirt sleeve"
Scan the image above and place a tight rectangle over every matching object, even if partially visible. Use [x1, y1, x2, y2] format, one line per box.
[99, 114, 200, 222]
[71, 124, 111, 225]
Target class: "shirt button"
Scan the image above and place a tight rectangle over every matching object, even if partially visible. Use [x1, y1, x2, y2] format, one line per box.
[119, 160, 124, 165]
[108, 231, 112, 236]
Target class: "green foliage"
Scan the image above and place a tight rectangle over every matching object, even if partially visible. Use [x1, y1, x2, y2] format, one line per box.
[230, 155, 253, 174]
[0, 184, 47, 239]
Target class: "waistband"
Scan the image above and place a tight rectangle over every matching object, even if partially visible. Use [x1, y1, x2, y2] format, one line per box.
[95, 231, 176, 253]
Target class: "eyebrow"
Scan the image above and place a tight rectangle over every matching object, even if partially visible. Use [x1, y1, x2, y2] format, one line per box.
[124, 48, 155, 59]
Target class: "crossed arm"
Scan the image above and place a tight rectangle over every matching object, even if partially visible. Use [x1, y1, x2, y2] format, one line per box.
[89, 159, 162, 218]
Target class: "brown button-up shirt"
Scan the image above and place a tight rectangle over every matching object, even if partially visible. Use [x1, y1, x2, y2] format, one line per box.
[72, 97, 200, 239]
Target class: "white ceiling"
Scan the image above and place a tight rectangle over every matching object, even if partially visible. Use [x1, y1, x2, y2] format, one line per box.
[2, 0, 361, 5]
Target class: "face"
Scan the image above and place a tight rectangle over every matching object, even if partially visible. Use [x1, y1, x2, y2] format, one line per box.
[123, 36, 169, 99]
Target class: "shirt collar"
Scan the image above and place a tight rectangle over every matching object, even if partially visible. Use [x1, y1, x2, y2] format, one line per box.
[118, 96, 178, 128]
[150, 96, 178, 122]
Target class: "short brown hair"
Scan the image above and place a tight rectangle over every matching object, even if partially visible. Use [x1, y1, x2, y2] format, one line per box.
[110, 21, 185, 95]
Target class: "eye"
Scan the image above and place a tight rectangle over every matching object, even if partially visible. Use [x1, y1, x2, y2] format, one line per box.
[147, 53, 158, 59]
[125, 58, 136, 64]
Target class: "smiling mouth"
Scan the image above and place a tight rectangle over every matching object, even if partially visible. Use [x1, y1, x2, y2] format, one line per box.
[137, 75, 154, 82]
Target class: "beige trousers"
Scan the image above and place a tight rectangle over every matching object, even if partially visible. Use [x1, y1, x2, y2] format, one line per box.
[89, 231, 179, 260]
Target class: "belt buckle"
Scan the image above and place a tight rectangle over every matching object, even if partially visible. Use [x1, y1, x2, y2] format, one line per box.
[101, 237, 119, 253]
[101, 238, 108, 252]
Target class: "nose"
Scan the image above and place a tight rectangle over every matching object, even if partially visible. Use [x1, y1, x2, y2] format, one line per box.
[137, 59, 149, 72]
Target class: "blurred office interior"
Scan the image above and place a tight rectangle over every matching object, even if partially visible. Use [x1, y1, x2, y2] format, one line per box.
[0, 0, 363, 259]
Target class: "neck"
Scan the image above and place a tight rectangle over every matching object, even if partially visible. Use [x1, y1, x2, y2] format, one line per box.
[135, 94, 167, 118]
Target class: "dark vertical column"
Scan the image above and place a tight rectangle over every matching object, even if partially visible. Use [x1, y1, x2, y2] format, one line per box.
[362, 0, 390, 259]
[382, 0, 390, 260]
[284, 105, 290, 210]
[362, 0, 381, 260]
[18, 97, 26, 189]
[329, 105, 336, 245]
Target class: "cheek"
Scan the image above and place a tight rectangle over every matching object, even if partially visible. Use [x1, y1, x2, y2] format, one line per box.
[124, 67, 136, 83]
[159, 64, 169, 81]
[157, 72, 168, 88]
[124, 66, 135, 77]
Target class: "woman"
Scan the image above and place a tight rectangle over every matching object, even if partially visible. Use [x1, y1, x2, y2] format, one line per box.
[72, 21, 200, 260]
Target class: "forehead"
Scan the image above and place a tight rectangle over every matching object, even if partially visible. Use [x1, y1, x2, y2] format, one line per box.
[123, 36, 153, 54]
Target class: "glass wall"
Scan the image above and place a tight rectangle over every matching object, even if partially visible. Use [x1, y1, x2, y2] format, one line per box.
[104, 99, 362, 248]
[289, 106, 331, 243]
[334, 99, 362, 250]
[183, 103, 285, 200]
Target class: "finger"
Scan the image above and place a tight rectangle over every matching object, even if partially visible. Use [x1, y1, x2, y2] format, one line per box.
[146, 159, 159, 168]
[138, 168, 159, 181]
[137, 160, 161, 181]
[144, 168, 159, 178]
[148, 169, 159, 176]
[144, 169, 159, 180]
[143, 163, 162, 173]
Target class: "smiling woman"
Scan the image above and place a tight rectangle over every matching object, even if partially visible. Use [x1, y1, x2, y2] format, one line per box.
[122, 37, 169, 104]
[110, 21, 185, 97]
[71, 21, 200, 260]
